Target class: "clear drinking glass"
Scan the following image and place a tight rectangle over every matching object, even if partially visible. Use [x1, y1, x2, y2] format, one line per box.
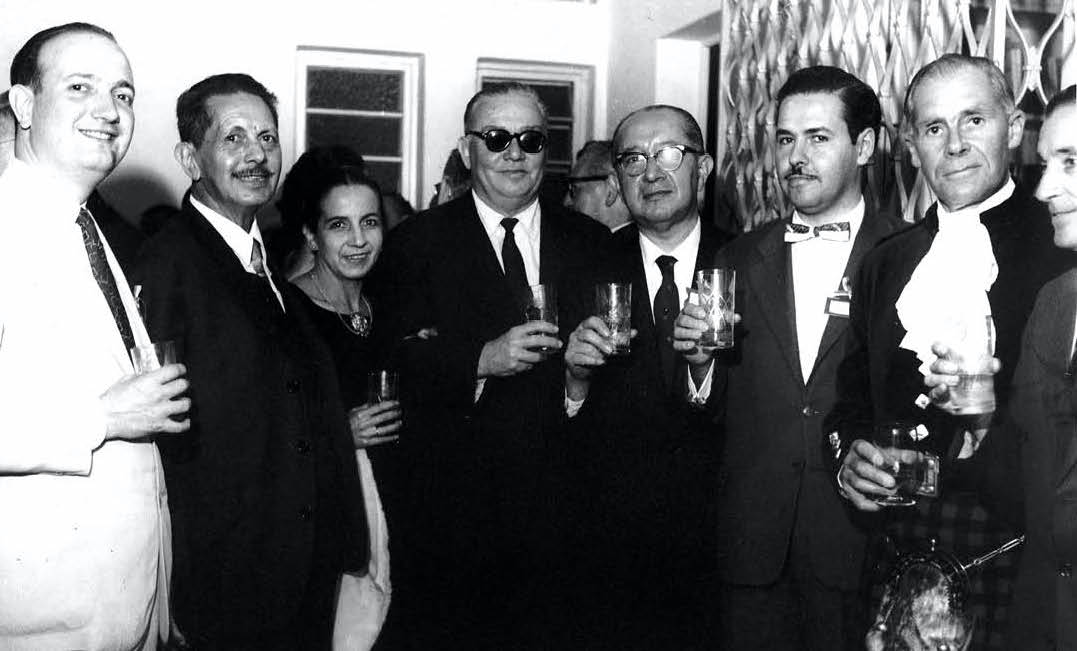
[366, 370, 399, 405]
[526, 284, 558, 354]
[129, 340, 177, 374]
[595, 282, 632, 356]
[950, 316, 996, 415]
[872, 422, 938, 507]
[693, 268, 735, 350]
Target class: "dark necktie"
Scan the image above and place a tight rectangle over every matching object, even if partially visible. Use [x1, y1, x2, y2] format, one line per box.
[654, 255, 679, 388]
[250, 240, 283, 312]
[77, 206, 136, 352]
[501, 217, 531, 312]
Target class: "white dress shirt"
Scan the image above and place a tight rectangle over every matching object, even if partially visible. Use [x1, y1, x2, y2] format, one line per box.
[567, 217, 704, 415]
[0, 158, 170, 648]
[472, 192, 543, 401]
[190, 195, 284, 310]
[790, 199, 864, 381]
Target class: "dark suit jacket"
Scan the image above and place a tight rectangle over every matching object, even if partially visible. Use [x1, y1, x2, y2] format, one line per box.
[712, 209, 901, 589]
[826, 188, 1071, 450]
[962, 269, 1077, 649]
[569, 219, 729, 647]
[369, 193, 611, 647]
[134, 202, 367, 643]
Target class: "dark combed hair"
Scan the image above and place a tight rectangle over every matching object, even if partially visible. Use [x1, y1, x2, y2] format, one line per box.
[611, 104, 705, 154]
[1045, 85, 1076, 119]
[10, 22, 116, 89]
[298, 164, 382, 233]
[776, 65, 882, 142]
[462, 82, 548, 131]
[176, 73, 278, 147]
[903, 54, 1014, 126]
[574, 140, 615, 175]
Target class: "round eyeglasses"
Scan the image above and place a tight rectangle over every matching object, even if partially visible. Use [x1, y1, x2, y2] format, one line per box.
[615, 144, 702, 177]
[466, 129, 547, 154]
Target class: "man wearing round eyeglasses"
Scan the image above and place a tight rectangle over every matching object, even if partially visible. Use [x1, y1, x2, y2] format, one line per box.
[563, 139, 631, 232]
[561, 104, 730, 647]
[373, 82, 611, 649]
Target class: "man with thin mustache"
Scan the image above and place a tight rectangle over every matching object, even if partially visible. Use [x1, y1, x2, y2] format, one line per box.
[134, 74, 369, 649]
[672, 66, 900, 649]
[830, 55, 1074, 648]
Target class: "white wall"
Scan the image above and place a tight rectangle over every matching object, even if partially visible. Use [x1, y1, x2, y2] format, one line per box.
[605, 0, 719, 134]
[0, 0, 611, 222]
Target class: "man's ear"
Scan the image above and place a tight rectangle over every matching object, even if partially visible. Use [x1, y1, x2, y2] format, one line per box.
[604, 172, 620, 208]
[696, 153, 715, 195]
[8, 84, 34, 129]
[457, 136, 473, 171]
[855, 127, 877, 166]
[174, 142, 201, 182]
[1006, 109, 1026, 149]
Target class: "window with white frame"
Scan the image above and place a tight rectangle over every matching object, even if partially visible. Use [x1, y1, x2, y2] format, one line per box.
[476, 59, 594, 180]
[295, 48, 423, 207]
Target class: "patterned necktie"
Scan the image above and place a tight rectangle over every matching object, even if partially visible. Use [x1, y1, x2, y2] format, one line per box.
[500, 217, 531, 312]
[250, 239, 267, 276]
[784, 221, 851, 243]
[77, 206, 136, 352]
[654, 255, 679, 388]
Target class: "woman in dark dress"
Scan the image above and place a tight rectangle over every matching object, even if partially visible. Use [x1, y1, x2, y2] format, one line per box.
[286, 158, 400, 646]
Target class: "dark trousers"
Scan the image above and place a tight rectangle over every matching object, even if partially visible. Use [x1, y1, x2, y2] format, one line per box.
[718, 540, 866, 651]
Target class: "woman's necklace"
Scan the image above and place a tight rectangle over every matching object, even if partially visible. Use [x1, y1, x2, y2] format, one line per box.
[311, 272, 372, 337]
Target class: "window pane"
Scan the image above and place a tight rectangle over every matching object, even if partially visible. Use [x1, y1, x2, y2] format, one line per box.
[307, 114, 402, 157]
[546, 124, 573, 165]
[307, 68, 402, 112]
[364, 161, 401, 194]
[480, 80, 573, 117]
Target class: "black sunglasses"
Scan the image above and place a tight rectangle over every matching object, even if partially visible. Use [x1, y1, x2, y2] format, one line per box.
[466, 129, 547, 154]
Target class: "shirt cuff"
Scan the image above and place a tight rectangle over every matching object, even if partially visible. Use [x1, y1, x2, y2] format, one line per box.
[687, 361, 715, 405]
[565, 391, 585, 418]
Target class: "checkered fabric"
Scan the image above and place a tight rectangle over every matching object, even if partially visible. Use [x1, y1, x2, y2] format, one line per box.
[868, 491, 1020, 649]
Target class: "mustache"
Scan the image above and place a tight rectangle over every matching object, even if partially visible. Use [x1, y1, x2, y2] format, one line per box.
[785, 164, 815, 179]
[233, 165, 272, 178]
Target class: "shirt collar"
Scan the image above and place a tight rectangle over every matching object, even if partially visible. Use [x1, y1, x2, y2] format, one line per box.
[473, 190, 540, 241]
[638, 215, 702, 271]
[791, 196, 865, 234]
[189, 194, 267, 265]
[937, 178, 1015, 224]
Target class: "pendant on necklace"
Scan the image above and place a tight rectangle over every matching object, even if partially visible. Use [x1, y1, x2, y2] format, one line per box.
[348, 312, 371, 336]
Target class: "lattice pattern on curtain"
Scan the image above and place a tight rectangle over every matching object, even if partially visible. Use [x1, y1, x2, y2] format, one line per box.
[715, 0, 1076, 230]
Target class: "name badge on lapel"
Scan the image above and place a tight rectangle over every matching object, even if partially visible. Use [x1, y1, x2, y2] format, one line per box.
[824, 276, 852, 319]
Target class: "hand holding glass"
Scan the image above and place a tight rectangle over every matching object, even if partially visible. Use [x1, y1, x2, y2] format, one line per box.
[949, 316, 996, 415]
[596, 282, 632, 355]
[871, 422, 939, 507]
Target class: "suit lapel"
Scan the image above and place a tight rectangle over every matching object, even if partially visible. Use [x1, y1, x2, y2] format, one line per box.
[453, 196, 523, 332]
[180, 203, 284, 334]
[810, 210, 897, 383]
[538, 200, 564, 287]
[747, 225, 803, 385]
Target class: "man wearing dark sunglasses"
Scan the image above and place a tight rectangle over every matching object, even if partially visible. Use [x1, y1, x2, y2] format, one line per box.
[373, 82, 611, 649]
[563, 139, 630, 232]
